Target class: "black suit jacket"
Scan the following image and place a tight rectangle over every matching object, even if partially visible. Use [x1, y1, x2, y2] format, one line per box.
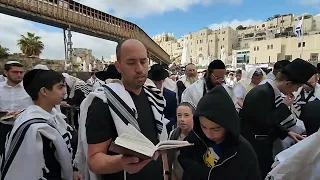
[300, 99, 320, 136]
[240, 83, 291, 141]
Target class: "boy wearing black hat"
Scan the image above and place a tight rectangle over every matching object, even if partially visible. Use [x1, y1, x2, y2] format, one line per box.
[240, 58, 319, 178]
[181, 60, 236, 107]
[1, 69, 79, 180]
[178, 86, 261, 180]
[260, 60, 291, 85]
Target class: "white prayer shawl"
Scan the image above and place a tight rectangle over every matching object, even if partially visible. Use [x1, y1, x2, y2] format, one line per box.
[266, 130, 320, 180]
[178, 75, 192, 88]
[92, 79, 106, 92]
[86, 77, 100, 86]
[163, 77, 176, 92]
[181, 78, 237, 107]
[63, 73, 91, 98]
[266, 71, 276, 81]
[259, 71, 276, 85]
[0, 105, 73, 180]
[74, 79, 168, 180]
[237, 67, 266, 94]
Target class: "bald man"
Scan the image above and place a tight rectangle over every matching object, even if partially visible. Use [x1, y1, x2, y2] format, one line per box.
[83, 39, 167, 180]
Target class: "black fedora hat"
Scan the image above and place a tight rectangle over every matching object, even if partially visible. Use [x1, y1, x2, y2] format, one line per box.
[282, 58, 318, 86]
[148, 64, 169, 81]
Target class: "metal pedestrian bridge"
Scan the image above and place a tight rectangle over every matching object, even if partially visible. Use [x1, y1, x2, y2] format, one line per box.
[0, 0, 170, 64]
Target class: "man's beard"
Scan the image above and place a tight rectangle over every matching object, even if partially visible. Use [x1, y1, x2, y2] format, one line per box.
[7, 76, 22, 84]
[187, 76, 198, 84]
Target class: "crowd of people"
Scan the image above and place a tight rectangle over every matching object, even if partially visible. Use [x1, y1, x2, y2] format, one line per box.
[0, 38, 319, 180]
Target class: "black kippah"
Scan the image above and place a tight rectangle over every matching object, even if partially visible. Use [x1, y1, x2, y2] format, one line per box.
[208, 60, 225, 70]
[23, 69, 43, 89]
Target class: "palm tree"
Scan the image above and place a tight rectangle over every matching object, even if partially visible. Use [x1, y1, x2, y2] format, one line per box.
[0, 45, 9, 58]
[17, 32, 44, 57]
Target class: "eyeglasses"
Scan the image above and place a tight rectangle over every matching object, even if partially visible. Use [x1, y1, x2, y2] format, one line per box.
[211, 74, 225, 81]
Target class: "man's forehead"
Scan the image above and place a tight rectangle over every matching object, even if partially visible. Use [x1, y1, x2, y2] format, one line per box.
[186, 64, 196, 70]
[10, 66, 24, 70]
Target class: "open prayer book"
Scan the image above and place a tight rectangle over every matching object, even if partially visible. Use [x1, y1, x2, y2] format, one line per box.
[109, 124, 193, 160]
[0, 110, 23, 121]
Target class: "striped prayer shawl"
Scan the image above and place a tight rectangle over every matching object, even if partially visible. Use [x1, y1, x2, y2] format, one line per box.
[101, 83, 167, 140]
[292, 88, 320, 119]
[274, 95, 297, 129]
[0, 119, 73, 180]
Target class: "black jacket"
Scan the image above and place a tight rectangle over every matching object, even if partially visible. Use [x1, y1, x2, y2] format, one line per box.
[240, 83, 291, 141]
[300, 99, 320, 136]
[178, 86, 261, 180]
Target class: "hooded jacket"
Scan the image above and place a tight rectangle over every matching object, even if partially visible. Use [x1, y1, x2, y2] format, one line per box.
[178, 85, 261, 180]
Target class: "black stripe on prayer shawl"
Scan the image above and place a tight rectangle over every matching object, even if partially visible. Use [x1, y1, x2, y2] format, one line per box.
[62, 133, 72, 153]
[145, 85, 162, 95]
[155, 120, 163, 134]
[147, 100, 164, 115]
[102, 85, 140, 131]
[102, 85, 136, 118]
[275, 95, 283, 107]
[143, 86, 164, 134]
[107, 99, 131, 128]
[143, 87, 165, 108]
[1, 119, 48, 180]
[144, 86, 164, 101]
[281, 117, 297, 129]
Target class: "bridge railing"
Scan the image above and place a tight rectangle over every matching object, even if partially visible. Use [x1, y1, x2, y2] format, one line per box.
[0, 0, 170, 63]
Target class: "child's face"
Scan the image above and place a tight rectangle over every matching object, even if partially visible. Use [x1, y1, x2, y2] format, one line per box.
[199, 116, 226, 144]
[176, 105, 193, 131]
[45, 81, 67, 105]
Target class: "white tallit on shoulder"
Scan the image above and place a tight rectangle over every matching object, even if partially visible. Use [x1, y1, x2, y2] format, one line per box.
[267, 130, 320, 180]
[181, 77, 237, 107]
[0, 105, 73, 180]
[74, 79, 168, 180]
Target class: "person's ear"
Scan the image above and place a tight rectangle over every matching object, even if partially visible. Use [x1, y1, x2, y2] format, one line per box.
[115, 61, 121, 73]
[39, 87, 48, 97]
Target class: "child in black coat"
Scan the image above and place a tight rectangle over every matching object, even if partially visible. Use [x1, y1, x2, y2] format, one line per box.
[178, 86, 261, 180]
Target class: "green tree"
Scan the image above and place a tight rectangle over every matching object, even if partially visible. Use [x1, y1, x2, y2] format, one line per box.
[236, 25, 245, 30]
[17, 32, 44, 57]
[0, 45, 9, 58]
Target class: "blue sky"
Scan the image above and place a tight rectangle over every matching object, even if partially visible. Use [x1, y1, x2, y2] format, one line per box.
[1, 0, 320, 59]
[31, 0, 319, 38]
[131, 0, 319, 38]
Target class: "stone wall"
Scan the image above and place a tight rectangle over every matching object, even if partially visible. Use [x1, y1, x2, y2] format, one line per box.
[0, 55, 65, 71]
[0, 55, 107, 81]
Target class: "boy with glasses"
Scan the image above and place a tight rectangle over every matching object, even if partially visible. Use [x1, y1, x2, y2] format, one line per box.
[181, 60, 237, 107]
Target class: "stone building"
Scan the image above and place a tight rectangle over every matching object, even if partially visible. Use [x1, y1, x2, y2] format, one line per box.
[153, 13, 320, 65]
[153, 28, 238, 65]
[68, 48, 105, 71]
[0, 55, 65, 72]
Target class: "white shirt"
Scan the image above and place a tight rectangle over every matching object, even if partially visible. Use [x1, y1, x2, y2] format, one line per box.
[0, 81, 33, 112]
[234, 83, 247, 99]
[0, 75, 6, 83]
